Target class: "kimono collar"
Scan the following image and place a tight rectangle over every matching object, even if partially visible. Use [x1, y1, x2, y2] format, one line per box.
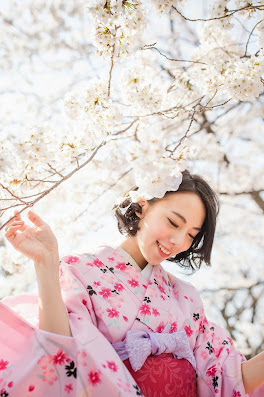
[115, 246, 153, 281]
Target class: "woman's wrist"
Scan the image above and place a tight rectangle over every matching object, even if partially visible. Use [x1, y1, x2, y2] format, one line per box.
[34, 253, 60, 280]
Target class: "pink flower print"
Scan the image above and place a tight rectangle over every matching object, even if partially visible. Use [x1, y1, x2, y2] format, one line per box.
[85, 261, 94, 267]
[88, 370, 101, 386]
[116, 262, 127, 271]
[65, 256, 80, 265]
[93, 281, 101, 287]
[8, 382, 13, 388]
[227, 336, 233, 346]
[199, 321, 205, 334]
[169, 321, 177, 333]
[148, 280, 153, 285]
[107, 308, 119, 318]
[38, 355, 53, 370]
[206, 364, 217, 377]
[152, 308, 160, 317]
[139, 303, 151, 316]
[162, 276, 168, 285]
[184, 325, 193, 337]
[123, 316, 128, 322]
[160, 295, 166, 301]
[233, 391, 241, 397]
[43, 368, 58, 385]
[82, 299, 87, 306]
[28, 385, 35, 392]
[52, 349, 68, 365]
[174, 290, 179, 299]
[200, 350, 209, 360]
[126, 267, 138, 278]
[158, 285, 165, 294]
[107, 361, 118, 372]
[128, 279, 139, 288]
[0, 359, 8, 371]
[114, 283, 124, 292]
[65, 384, 73, 393]
[156, 322, 165, 333]
[99, 287, 112, 299]
[184, 296, 188, 300]
[94, 258, 104, 268]
[108, 296, 124, 308]
[77, 351, 88, 367]
[215, 346, 224, 358]
[108, 257, 115, 262]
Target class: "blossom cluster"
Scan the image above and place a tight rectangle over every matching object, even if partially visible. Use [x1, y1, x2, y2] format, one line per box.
[64, 77, 122, 137]
[127, 144, 191, 201]
[86, 0, 147, 58]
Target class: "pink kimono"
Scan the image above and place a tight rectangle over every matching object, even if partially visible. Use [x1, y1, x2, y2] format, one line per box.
[0, 245, 263, 396]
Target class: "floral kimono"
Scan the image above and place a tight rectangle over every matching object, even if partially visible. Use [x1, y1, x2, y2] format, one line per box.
[0, 245, 263, 396]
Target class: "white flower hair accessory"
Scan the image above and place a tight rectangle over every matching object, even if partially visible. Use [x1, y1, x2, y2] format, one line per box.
[115, 145, 191, 210]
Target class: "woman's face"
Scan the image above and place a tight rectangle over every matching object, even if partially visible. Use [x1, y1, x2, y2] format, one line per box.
[121, 191, 206, 269]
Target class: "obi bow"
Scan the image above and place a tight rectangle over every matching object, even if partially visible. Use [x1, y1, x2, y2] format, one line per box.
[112, 329, 196, 372]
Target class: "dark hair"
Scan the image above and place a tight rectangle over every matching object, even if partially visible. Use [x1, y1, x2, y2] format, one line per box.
[113, 170, 220, 272]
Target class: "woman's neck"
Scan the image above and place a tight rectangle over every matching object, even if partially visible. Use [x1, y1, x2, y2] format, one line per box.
[118, 238, 148, 270]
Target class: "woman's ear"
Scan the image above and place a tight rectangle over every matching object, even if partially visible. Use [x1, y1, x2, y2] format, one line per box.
[135, 199, 149, 219]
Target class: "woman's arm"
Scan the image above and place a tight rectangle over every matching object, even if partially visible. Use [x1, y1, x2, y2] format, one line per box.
[5, 211, 72, 337]
[242, 352, 264, 394]
[36, 255, 72, 337]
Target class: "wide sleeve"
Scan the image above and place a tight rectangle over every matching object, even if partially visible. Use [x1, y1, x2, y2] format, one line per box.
[0, 254, 141, 397]
[193, 291, 264, 397]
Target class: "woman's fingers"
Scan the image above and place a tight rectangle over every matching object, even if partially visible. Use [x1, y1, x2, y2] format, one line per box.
[27, 211, 46, 228]
[5, 223, 24, 237]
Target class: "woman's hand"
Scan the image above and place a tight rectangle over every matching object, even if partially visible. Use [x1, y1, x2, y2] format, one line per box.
[5, 210, 59, 267]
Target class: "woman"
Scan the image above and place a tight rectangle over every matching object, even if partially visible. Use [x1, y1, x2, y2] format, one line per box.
[2, 170, 264, 396]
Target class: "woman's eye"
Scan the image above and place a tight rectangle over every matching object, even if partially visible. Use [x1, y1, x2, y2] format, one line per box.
[188, 234, 195, 240]
[168, 219, 178, 228]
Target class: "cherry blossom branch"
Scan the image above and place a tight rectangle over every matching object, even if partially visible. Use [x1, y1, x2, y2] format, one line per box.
[0, 140, 106, 230]
[140, 44, 207, 65]
[243, 19, 263, 57]
[172, 4, 264, 23]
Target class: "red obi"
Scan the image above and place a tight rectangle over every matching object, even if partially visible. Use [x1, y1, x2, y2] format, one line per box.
[124, 353, 197, 397]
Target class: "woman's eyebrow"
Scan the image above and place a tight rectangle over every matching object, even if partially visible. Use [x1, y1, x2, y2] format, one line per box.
[170, 211, 201, 231]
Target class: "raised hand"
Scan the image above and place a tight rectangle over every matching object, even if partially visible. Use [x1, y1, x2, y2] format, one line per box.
[5, 210, 59, 266]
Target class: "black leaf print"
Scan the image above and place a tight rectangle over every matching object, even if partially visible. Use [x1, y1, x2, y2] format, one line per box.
[133, 384, 144, 396]
[135, 317, 141, 322]
[222, 340, 228, 345]
[212, 376, 219, 389]
[108, 267, 115, 273]
[193, 313, 200, 321]
[201, 324, 206, 333]
[65, 361, 77, 378]
[111, 289, 120, 295]
[87, 285, 97, 296]
[153, 278, 158, 286]
[210, 326, 215, 331]
[126, 262, 133, 267]
[100, 268, 107, 273]
[1, 391, 8, 397]
[205, 341, 213, 354]
[143, 296, 151, 303]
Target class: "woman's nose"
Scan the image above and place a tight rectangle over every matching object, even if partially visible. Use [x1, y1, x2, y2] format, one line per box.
[169, 232, 186, 249]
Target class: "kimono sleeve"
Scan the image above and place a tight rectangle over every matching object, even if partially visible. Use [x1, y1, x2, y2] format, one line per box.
[193, 290, 264, 397]
[0, 254, 140, 397]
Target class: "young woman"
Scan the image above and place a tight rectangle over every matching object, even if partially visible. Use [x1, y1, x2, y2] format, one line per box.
[1, 170, 264, 396]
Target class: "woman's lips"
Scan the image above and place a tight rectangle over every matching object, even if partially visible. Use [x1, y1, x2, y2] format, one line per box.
[157, 241, 171, 258]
